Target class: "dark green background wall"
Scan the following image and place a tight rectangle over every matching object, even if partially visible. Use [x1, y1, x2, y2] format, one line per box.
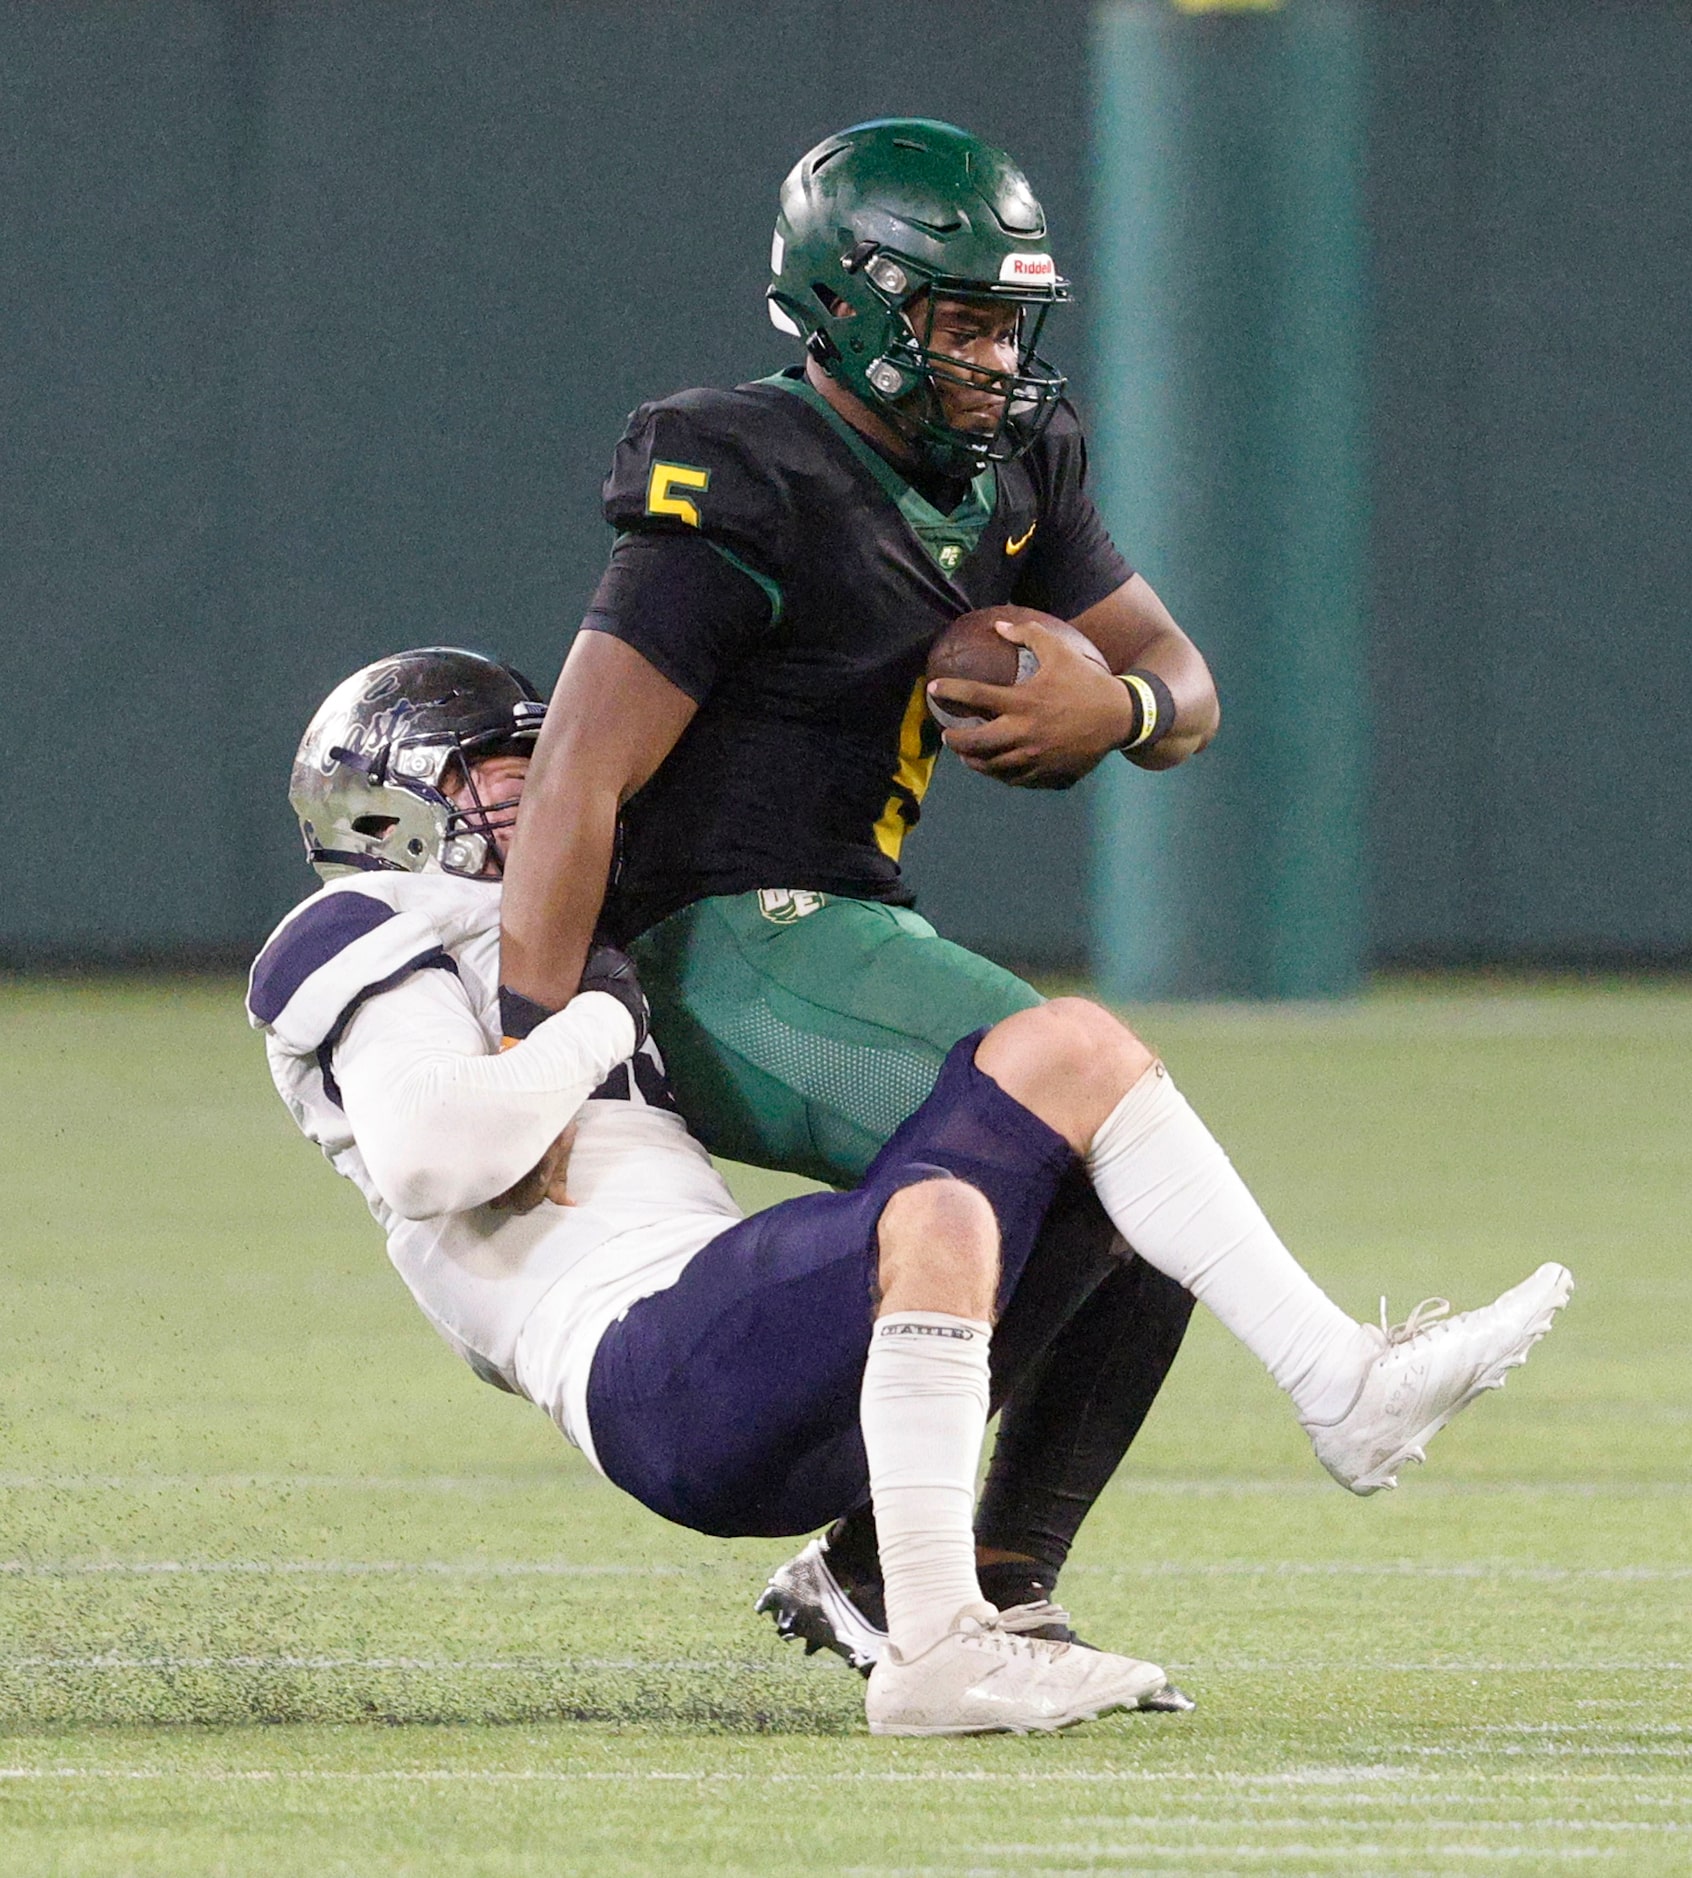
[5, 2, 1688, 974]
[1368, 1, 1692, 963]
[2, 0, 1098, 965]
[1090, 0, 1371, 999]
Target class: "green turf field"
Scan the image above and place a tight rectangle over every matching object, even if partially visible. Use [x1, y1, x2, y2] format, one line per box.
[1, 977, 1687, 1874]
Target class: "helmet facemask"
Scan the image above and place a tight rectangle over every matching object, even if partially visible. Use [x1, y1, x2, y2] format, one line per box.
[437, 747, 529, 879]
[858, 267, 1068, 477]
[329, 720, 533, 879]
[776, 248, 1070, 479]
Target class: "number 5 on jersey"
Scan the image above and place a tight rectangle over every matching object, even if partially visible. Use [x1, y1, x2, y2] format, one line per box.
[647, 461, 711, 527]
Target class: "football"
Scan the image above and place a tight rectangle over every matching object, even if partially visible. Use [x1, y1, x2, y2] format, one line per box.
[925, 605, 1109, 729]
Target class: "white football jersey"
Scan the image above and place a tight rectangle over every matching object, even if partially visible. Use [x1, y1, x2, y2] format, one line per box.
[247, 869, 743, 1465]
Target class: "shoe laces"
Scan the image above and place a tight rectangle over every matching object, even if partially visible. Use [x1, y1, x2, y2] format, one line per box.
[957, 1611, 1062, 1661]
[995, 1599, 1074, 1636]
[1380, 1295, 1452, 1345]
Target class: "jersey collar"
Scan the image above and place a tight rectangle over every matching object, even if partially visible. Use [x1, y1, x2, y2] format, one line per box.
[760, 371, 997, 579]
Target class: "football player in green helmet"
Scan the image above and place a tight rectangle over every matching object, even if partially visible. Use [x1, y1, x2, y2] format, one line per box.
[765, 119, 1072, 477]
[499, 118, 1221, 1686]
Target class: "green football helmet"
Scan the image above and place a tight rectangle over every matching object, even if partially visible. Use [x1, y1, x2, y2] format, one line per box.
[767, 118, 1071, 475]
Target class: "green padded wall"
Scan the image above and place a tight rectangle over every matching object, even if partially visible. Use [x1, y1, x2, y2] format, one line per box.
[1367, 1, 1692, 963]
[1089, 0, 1371, 998]
[6, 2, 1690, 976]
[1, 0, 1096, 967]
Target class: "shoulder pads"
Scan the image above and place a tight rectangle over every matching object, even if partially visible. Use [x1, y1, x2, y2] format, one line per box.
[1015, 395, 1091, 513]
[246, 882, 458, 1055]
[1024, 395, 1084, 462]
[1029, 396, 1087, 470]
[602, 387, 790, 568]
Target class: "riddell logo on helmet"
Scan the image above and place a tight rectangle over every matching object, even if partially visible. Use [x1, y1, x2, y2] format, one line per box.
[1000, 253, 1055, 282]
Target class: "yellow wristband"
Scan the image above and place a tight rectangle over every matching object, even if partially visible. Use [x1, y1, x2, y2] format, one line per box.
[1117, 671, 1160, 751]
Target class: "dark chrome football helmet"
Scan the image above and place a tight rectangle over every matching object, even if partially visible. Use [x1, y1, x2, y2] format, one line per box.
[289, 648, 545, 881]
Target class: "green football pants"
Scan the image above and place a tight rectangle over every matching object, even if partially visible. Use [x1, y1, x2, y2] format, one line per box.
[628, 890, 1044, 1186]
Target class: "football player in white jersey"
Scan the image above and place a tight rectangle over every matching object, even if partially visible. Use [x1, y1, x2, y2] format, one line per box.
[251, 649, 1573, 1736]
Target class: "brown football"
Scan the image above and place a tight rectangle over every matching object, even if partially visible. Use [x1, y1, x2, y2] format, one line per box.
[926, 605, 1108, 729]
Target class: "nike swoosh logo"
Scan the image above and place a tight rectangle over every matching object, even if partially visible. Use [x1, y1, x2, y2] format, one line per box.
[1004, 522, 1037, 556]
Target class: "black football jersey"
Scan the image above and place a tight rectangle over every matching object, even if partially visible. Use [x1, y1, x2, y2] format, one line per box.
[587, 366, 1132, 942]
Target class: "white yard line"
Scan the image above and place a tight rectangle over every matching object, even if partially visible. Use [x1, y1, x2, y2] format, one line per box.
[976, 1823, 1692, 1850]
[1409, 1744, 1692, 1759]
[0, 1655, 802, 1673]
[1176, 1663, 1692, 1675]
[0, 1767, 1687, 1788]
[3, 1472, 1690, 1499]
[1067, 1562, 1692, 1582]
[3, 1558, 1687, 1581]
[0, 1474, 553, 1493]
[976, 1827, 1689, 1841]
[937, 1848, 1622, 1865]
[0, 1559, 691, 1577]
[4, 1654, 1689, 1675]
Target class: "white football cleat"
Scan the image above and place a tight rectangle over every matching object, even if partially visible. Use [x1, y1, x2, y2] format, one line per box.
[864, 1605, 1172, 1737]
[1306, 1261, 1574, 1495]
[756, 1534, 1197, 1712]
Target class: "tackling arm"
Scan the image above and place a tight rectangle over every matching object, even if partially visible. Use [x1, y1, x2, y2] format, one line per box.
[334, 968, 638, 1219]
[498, 631, 698, 1015]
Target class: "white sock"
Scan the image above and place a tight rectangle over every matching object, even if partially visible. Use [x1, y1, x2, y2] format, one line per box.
[859, 1311, 995, 1658]
[1085, 1067, 1375, 1425]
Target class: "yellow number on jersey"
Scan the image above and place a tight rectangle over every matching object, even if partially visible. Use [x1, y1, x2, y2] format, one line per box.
[874, 678, 942, 862]
[646, 461, 711, 527]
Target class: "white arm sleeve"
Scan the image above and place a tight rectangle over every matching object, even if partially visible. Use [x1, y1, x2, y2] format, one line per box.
[333, 968, 637, 1219]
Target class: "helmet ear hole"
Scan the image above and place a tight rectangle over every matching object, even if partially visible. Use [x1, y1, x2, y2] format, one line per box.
[352, 815, 399, 838]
